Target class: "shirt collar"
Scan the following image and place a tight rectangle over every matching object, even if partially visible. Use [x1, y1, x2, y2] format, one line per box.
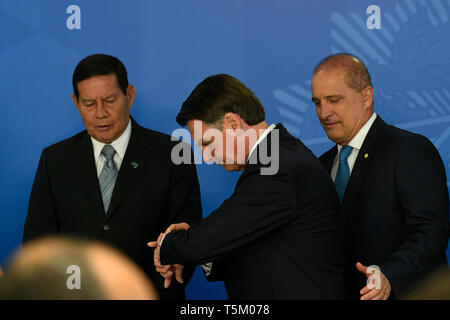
[337, 113, 377, 153]
[91, 119, 132, 161]
[248, 123, 276, 159]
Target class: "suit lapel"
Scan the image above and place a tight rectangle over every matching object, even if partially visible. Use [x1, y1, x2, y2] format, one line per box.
[73, 132, 105, 219]
[341, 117, 384, 213]
[105, 119, 148, 221]
[320, 145, 338, 173]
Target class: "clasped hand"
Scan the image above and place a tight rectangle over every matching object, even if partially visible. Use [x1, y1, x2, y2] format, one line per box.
[356, 262, 391, 300]
[147, 222, 190, 288]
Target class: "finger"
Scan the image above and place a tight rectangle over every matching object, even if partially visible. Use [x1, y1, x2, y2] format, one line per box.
[164, 270, 174, 288]
[377, 283, 390, 300]
[156, 264, 168, 271]
[156, 263, 171, 272]
[165, 224, 176, 234]
[371, 292, 384, 300]
[147, 241, 158, 248]
[174, 265, 184, 284]
[360, 286, 370, 295]
[356, 262, 369, 277]
[157, 233, 166, 245]
[163, 270, 174, 279]
[165, 222, 190, 234]
[361, 289, 381, 300]
[153, 247, 162, 267]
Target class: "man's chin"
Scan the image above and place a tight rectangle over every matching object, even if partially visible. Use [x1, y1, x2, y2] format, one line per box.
[324, 131, 343, 145]
[90, 130, 114, 144]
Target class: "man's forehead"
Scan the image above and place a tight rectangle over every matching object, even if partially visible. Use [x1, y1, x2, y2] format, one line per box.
[77, 74, 121, 92]
[313, 67, 346, 80]
[312, 69, 348, 91]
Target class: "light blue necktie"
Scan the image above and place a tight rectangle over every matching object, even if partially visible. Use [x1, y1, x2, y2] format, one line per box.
[335, 145, 353, 202]
[99, 145, 118, 213]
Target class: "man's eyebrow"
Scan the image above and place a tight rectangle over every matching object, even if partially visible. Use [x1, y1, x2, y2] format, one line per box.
[102, 94, 117, 100]
[325, 95, 344, 99]
[81, 98, 95, 103]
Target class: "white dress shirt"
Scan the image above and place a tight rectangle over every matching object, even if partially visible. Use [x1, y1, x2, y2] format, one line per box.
[331, 113, 377, 181]
[91, 119, 132, 176]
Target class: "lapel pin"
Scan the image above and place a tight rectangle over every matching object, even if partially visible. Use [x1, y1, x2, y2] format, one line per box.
[364, 153, 369, 159]
[131, 161, 139, 169]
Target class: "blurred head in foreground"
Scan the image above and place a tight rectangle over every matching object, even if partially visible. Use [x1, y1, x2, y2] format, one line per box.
[0, 236, 158, 300]
[403, 266, 450, 300]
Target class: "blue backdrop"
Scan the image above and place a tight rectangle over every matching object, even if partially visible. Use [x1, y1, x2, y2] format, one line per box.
[1, 0, 449, 299]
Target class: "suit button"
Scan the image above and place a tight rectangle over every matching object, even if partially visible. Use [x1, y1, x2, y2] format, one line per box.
[103, 225, 110, 231]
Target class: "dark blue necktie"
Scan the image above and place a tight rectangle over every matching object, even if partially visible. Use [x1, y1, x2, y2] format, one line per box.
[335, 145, 353, 202]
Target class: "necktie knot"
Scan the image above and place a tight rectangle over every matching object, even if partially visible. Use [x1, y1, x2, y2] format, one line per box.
[101, 145, 116, 160]
[339, 145, 353, 162]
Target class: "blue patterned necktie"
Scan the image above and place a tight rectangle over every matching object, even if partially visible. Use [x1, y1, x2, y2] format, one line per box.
[335, 145, 353, 202]
[99, 145, 118, 213]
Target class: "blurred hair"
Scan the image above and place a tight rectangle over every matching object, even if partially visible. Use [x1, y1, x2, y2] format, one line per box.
[0, 237, 105, 299]
[403, 266, 450, 300]
[0, 236, 157, 300]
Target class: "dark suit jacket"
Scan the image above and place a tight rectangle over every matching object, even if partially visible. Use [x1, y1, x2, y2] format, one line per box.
[23, 118, 202, 300]
[320, 116, 449, 299]
[160, 124, 348, 299]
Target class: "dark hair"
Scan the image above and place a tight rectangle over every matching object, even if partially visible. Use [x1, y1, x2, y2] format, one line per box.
[72, 54, 128, 99]
[313, 53, 373, 92]
[176, 74, 265, 126]
[0, 238, 106, 299]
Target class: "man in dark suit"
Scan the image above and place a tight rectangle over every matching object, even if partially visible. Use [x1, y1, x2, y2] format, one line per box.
[149, 74, 347, 299]
[311, 53, 449, 300]
[23, 54, 202, 300]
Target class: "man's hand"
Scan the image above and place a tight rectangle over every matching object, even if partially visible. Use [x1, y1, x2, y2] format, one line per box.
[147, 222, 190, 288]
[164, 222, 190, 233]
[356, 262, 391, 300]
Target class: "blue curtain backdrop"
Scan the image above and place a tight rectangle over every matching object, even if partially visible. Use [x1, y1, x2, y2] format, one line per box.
[1, 0, 449, 299]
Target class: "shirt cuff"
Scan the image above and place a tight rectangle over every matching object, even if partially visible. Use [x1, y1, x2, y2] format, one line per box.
[201, 262, 213, 276]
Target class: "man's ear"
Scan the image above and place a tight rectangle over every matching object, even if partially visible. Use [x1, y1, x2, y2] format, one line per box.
[223, 112, 241, 130]
[72, 93, 80, 112]
[126, 84, 136, 109]
[362, 86, 374, 109]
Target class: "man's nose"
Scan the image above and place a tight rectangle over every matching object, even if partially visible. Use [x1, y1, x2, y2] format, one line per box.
[94, 101, 108, 118]
[318, 102, 332, 120]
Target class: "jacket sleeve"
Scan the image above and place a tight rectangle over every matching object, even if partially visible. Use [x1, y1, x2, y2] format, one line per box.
[23, 149, 60, 243]
[160, 166, 297, 266]
[381, 135, 449, 297]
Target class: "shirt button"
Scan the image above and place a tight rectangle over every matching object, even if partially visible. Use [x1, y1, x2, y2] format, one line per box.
[103, 225, 110, 231]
